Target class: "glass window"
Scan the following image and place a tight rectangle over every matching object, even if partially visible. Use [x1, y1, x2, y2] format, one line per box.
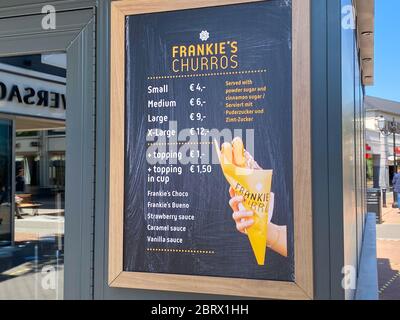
[0, 119, 12, 246]
[49, 153, 65, 189]
[0, 53, 66, 300]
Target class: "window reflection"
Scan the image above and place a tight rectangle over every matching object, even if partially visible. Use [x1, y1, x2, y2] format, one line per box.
[0, 53, 66, 300]
[0, 120, 12, 245]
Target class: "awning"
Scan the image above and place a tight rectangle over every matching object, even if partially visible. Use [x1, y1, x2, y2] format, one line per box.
[355, 0, 375, 86]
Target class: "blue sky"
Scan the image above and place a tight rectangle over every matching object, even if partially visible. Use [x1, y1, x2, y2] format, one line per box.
[366, 0, 400, 102]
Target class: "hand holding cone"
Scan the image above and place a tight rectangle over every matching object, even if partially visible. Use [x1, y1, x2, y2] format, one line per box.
[215, 137, 272, 265]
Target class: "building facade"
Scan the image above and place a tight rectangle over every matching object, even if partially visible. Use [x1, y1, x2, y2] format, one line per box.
[0, 0, 377, 300]
[16, 130, 66, 192]
[365, 96, 400, 190]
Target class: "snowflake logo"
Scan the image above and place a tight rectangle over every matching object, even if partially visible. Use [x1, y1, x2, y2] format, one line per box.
[199, 30, 210, 41]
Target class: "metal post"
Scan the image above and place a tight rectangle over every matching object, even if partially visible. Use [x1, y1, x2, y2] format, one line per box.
[394, 118, 397, 173]
[382, 188, 387, 208]
[393, 118, 398, 208]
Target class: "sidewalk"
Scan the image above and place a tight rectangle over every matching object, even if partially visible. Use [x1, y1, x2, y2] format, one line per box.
[377, 203, 400, 300]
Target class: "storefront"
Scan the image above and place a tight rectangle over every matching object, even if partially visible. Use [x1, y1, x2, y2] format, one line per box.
[0, 119, 12, 244]
[15, 130, 66, 192]
[365, 96, 400, 190]
[0, 0, 376, 300]
[0, 54, 66, 299]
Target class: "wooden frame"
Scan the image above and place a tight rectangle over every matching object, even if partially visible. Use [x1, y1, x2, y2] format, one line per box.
[109, 0, 313, 299]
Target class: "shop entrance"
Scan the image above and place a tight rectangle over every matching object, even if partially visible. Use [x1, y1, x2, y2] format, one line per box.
[0, 119, 12, 245]
[0, 54, 66, 299]
[0, 4, 95, 300]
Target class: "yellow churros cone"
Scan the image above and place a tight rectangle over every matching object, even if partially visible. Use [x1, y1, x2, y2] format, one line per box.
[215, 139, 272, 265]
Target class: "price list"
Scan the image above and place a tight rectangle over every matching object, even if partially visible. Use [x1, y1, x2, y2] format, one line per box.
[124, 0, 294, 281]
[145, 80, 215, 247]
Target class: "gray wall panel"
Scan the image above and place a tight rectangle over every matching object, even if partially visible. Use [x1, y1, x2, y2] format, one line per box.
[354, 44, 364, 261]
[0, 9, 93, 37]
[341, 0, 358, 301]
[327, 0, 345, 300]
[340, 0, 368, 300]
[311, 0, 331, 300]
[0, 9, 94, 57]
[0, 0, 96, 18]
[94, 0, 108, 300]
[64, 17, 96, 300]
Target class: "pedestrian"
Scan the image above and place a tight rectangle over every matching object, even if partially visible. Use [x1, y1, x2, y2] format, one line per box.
[392, 168, 400, 210]
[16, 168, 25, 193]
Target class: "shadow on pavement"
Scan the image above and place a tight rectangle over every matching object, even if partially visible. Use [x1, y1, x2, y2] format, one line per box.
[378, 258, 400, 300]
[0, 235, 64, 283]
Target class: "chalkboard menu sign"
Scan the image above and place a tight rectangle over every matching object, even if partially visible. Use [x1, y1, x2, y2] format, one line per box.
[110, 0, 313, 299]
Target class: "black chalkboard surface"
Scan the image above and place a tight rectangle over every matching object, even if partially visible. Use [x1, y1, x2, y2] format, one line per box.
[124, 0, 293, 281]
